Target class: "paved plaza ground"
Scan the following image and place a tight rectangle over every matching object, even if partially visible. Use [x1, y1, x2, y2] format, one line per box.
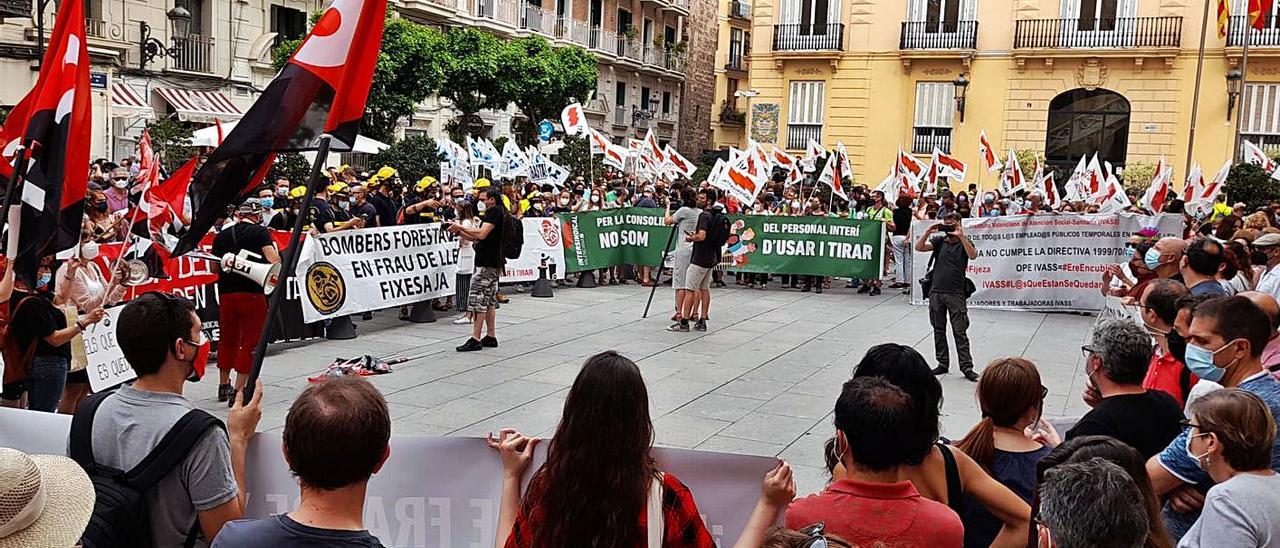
[188, 282, 1098, 496]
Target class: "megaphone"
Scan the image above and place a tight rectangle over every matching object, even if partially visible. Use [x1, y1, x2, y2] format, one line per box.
[121, 259, 151, 286]
[223, 250, 282, 294]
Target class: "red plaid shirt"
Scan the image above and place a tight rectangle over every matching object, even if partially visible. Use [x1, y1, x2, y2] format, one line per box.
[505, 472, 715, 548]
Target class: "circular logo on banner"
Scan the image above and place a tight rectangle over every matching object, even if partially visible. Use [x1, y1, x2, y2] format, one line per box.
[305, 262, 345, 315]
[540, 219, 559, 247]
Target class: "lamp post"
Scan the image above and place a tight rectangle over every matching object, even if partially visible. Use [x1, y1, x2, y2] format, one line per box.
[952, 73, 970, 123]
[139, 6, 193, 70]
[630, 97, 661, 135]
[1226, 69, 1243, 121]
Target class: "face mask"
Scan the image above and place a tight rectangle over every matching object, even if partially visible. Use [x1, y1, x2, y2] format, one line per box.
[1124, 246, 1136, 259]
[276, 187, 289, 197]
[181, 333, 212, 382]
[94, 201, 108, 213]
[1144, 248, 1164, 270]
[1165, 329, 1189, 363]
[339, 201, 350, 211]
[1185, 432, 1212, 469]
[591, 195, 601, 203]
[111, 179, 128, 189]
[1183, 340, 1237, 383]
[559, 198, 570, 206]
[80, 241, 99, 261]
[477, 202, 487, 212]
[260, 197, 274, 209]
[348, 196, 358, 205]
[1253, 251, 1269, 266]
[36, 272, 51, 290]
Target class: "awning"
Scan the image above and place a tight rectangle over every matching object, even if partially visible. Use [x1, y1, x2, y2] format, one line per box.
[110, 84, 153, 120]
[156, 87, 243, 123]
[189, 120, 388, 153]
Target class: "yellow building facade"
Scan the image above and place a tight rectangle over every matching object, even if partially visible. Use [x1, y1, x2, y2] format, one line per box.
[746, 0, 1275, 188]
[711, 0, 754, 149]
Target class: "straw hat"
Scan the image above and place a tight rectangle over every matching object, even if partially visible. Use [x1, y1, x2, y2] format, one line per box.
[0, 448, 94, 548]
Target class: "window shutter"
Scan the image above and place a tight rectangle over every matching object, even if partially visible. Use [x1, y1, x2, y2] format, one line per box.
[788, 81, 825, 125]
[961, 0, 976, 21]
[907, 0, 926, 21]
[914, 82, 954, 128]
[1060, 0, 1080, 19]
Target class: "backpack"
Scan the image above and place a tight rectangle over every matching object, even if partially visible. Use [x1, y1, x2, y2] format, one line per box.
[70, 391, 225, 548]
[501, 208, 524, 260]
[705, 208, 731, 249]
[0, 295, 37, 386]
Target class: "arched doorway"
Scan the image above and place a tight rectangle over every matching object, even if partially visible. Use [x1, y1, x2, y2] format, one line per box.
[1044, 88, 1130, 181]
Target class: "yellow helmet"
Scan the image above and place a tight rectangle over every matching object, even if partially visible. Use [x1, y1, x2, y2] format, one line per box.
[415, 176, 438, 192]
[289, 186, 309, 199]
[366, 175, 382, 188]
[327, 181, 349, 194]
[473, 178, 491, 189]
[376, 166, 398, 180]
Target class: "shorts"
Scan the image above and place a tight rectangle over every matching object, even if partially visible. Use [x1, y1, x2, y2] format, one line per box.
[468, 266, 501, 312]
[686, 264, 713, 291]
[672, 248, 692, 290]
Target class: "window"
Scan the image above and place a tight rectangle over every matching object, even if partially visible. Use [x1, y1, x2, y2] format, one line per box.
[615, 81, 627, 107]
[271, 5, 307, 46]
[913, 82, 954, 153]
[1044, 88, 1130, 174]
[1241, 83, 1280, 151]
[182, 0, 206, 35]
[616, 8, 629, 33]
[662, 91, 671, 114]
[728, 28, 745, 69]
[781, 0, 835, 32]
[787, 81, 825, 149]
[641, 86, 652, 111]
[643, 18, 654, 44]
[1059, 0, 1129, 31]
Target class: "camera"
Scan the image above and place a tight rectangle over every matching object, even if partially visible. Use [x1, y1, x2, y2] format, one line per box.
[937, 223, 956, 233]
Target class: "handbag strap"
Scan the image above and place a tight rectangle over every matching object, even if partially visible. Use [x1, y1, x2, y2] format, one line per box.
[647, 473, 665, 548]
[937, 443, 963, 513]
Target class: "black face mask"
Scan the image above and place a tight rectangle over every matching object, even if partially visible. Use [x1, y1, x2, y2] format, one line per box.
[1254, 251, 1269, 266]
[1166, 329, 1189, 364]
[94, 201, 108, 213]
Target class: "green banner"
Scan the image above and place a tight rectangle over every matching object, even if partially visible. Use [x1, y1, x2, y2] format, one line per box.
[559, 208, 675, 272]
[559, 208, 885, 278]
[721, 215, 885, 278]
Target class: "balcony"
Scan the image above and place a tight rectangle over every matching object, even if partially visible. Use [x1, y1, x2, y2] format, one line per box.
[912, 127, 951, 155]
[719, 101, 745, 126]
[614, 106, 628, 127]
[773, 23, 844, 52]
[1226, 16, 1280, 49]
[787, 124, 822, 150]
[1013, 17, 1181, 49]
[726, 52, 746, 72]
[170, 34, 215, 73]
[730, 0, 751, 20]
[86, 18, 109, 39]
[900, 20, 977, 49]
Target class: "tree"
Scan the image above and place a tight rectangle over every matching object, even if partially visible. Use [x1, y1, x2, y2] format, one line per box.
[144, 118, 196, 173]
[554, 136, 603, 181]
[267, 153, 313, 187]
[438, 28, 518, 129]
[1225, 163, 1280, 209]
[369, 135, 441, 183]
[1118, 161, 1155, 194]
[505, 36, 598, 147]
[273, 13, 448, 143]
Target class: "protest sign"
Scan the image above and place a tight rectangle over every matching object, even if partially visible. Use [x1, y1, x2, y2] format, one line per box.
[295, 224, 460, 322]
[722, 215, 885, 278]
[559, 208, 675, 272]
[82, 306, 134, 392]
[502, 217, 568, 283]
[909, 213, 1184, 312]
[0, 409, 777, 548]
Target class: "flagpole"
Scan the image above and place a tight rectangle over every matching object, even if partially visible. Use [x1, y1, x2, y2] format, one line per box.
[243, 134, 333, 403]
[106, 149, 160, 287]
[1232, 25, 1253, 162]
[1186, 0, 1213, 176]
[642, 223, 677, 319]
[0, 145, 29, 255]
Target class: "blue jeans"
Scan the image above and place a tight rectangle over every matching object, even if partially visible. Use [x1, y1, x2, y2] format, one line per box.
[27, 355, 68, 412]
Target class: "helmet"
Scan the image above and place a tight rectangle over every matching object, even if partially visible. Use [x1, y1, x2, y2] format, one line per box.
[415, 176, 438, 192]
[327, 181, 350, 195]
[376, 166, 398, 179]
[473, 178, 491, 189]
[289, 186, 309, 199]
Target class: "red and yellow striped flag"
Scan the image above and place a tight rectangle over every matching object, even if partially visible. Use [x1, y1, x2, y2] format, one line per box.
[1252, 0, 1275, 30]
[1219, 0, 1231, 39]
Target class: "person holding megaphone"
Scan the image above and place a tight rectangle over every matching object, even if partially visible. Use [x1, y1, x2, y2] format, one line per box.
[211, 198, 280, 406]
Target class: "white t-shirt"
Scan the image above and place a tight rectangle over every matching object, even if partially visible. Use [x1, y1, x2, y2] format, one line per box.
[1257, 265, 1280, 302]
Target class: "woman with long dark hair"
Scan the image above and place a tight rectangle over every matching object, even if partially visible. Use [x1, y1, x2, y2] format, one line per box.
[491, 351, 715, 548]
[952, 358, 1053, 548]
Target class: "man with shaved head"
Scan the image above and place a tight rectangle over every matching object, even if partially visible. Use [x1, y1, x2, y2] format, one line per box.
[1239, 291, 1280, 376]
[1127, 236, 1187, 302]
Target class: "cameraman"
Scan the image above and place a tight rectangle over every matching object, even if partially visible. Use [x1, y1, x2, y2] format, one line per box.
[915, 212, 979, 382]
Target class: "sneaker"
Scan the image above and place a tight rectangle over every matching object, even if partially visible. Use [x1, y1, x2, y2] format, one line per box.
[456, 338, 484, 352]
[931, 365, 949, 376]
[452, 316, 472, 325]
[667, 321, 690, 332]
[964, 370, 980, 382]
[496, 293, 510, 304]
[481, 335, 498, 348]
[857, 284, 872, 294]
[226, 388, 238, 408]
[217, 383, 232, 403]
[694, 319, 707, 331]
[869, 287, 882, 296]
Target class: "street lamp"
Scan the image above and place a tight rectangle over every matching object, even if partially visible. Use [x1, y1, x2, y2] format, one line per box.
[631, 97, 662, 129]
[1227, 68, 1243, 121]
[139, 6, 193, 69]
[953, 73, 970, 123]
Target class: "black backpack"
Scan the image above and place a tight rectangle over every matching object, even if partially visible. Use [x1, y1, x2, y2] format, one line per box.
[501, 208, 524, 260]
[705, 208, 731, 248]
[70, 391, 225, 548]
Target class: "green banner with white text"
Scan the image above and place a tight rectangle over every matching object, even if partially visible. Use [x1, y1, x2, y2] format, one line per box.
[559, 208, 885, 278]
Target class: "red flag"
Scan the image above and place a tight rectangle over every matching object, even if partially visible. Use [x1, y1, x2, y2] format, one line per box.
[174, 0, 387, 256]
[1, 0, 90, 280]
[978, 130, 1002, 173]
[147, 157, 198, 218]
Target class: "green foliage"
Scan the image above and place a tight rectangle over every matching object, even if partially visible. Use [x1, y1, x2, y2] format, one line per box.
[1013, 149, 1043, 183]
[1225, 163, 1280, 209]
[1119, 161, 1156, 194]
[144, 118, 195, 173]
[272, 14, 448, 143]
[555, 135, 604, 181]
[491, 136, 509, 154]
[266, 153, 313, 188]
[438, 27, 519, 120]
[690, 149, 727, 183]
[368, 135, 442, 183]
[506, 36, 598, 147]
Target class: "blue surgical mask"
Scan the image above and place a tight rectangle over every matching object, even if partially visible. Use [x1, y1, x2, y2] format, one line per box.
[260, 197, 274, 209]
[1124, 246, 1135, 259]
[36, 273, 51, 289]
[1185, 432, 1211, 469]
[1183, 341, 1236, 383]
[1144, 247, 1163, 270]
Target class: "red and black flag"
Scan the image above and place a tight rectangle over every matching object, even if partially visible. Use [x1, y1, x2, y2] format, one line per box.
[173, 0, 386, 256]
[0, 0, 90, 281]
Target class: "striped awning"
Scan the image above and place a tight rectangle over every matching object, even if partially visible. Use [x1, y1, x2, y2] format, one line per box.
[155, 87, 244, 124]
[110, 84, 153, 120]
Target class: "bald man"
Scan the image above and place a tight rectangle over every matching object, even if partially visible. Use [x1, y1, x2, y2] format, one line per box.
[1126, 237, 1188, 303]
[1240, 291, 1280, 375]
